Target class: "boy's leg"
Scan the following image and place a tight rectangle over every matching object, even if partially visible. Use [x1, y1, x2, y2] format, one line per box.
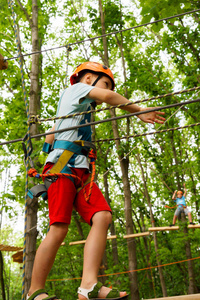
[172, 214, 177, 225]
[78, 211, 127, 300]
[188, 212, 193, 223]
[28, 223, 68, 300]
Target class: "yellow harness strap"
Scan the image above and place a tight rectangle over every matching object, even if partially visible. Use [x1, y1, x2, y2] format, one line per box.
[49, 150, 74, 174]
[49, 140, 88, 174]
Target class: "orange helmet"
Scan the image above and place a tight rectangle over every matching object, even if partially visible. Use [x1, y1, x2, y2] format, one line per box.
[177, 190, 183, 195]
[70, 62, 115, 90]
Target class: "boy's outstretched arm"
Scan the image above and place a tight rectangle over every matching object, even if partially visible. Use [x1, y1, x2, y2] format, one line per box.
[172, 190, 177, 200]
[183, 183, 187, 197]
[88, 88, 165, 124]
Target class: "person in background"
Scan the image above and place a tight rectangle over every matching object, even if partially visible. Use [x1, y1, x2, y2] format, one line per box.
[170, 183, 195, 226]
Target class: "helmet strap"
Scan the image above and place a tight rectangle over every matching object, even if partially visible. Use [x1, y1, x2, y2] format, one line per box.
[92, 74, 102, 87]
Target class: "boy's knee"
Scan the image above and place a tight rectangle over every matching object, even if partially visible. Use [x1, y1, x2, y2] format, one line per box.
[49, 223, 68, 242]
[92, 211, 112, 226]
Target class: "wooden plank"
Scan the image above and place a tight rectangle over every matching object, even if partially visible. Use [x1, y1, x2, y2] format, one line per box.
[69, 235, 117, 246]
[188, 224, 200, 229]
[0, 244, 23, 252]
[12, 251, 23, 263]
[148, 226, 179, 232]
[123, 232, 150, 239]
[69, 240, 86, 245]
[145, 293, 200, 300]
[107, 235, 117, 240]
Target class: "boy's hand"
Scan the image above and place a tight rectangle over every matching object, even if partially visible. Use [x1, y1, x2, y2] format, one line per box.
[138, 107, 165, 124]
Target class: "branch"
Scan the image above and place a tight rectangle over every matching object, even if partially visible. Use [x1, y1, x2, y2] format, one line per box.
[16, 0, 32, 27]
[5, 82, 15, 95]
[70, 0, 104, 61]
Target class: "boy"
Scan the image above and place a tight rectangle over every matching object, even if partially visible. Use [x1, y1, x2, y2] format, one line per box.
[27, 62, 165, 300]
[170, 183, 195, 226]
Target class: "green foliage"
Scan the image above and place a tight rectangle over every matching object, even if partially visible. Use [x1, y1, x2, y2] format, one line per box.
[1, 0, 200, 298]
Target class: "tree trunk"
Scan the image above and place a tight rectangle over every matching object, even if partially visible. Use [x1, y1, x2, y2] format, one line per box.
[181, 214, 197, 294]
[0, 251, 6, 300]
[136, 153, 168, 297]
[103, 168, 119, 265]
[109, 108, 139, 300]
[139, 212, 154, 294]
[98, 0, 109, 63]
[98, 0, 139, 298]
[25, 0, 41, 295]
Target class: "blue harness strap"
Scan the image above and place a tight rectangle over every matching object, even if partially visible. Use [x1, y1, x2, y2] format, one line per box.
[53, 140, 90, 156]
[42, 142, 52, 153]
[42, 140, 95, 155]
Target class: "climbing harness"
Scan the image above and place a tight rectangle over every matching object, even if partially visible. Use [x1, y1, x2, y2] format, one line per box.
[28, 140, 97, 202]
[164, 204, 186, 209]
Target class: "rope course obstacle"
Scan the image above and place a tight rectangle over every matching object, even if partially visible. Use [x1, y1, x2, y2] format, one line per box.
[1, 4, 200, 300]
[69, 235, 117, 246]
[44, 255, 200, 283]
[0, 244, 23, 264]
[123, 232, 150, 238]
[0, 95, 200, 146]
[24, 85, 200, 125]
[0, 244, 22, 252]
[148, 226, 179, 232]
[69, 224, 200, 245]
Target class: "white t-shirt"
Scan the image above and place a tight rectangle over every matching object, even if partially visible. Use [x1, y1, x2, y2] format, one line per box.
[46, 83, 95, 169]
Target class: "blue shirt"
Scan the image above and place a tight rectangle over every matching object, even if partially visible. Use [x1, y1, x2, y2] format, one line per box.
[46, 83, 95, 168]
[175, 195, 186, 207]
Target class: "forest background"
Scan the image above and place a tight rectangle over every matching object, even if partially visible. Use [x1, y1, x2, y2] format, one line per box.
[0, 0, 200, 299]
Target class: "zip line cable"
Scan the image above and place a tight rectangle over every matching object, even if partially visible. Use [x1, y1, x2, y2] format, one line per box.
[1, 97, 200, 146]
[27, 86, 200, 125]
[4, 9, 200, 62]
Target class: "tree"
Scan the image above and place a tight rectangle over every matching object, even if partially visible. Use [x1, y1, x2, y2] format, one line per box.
[1, 0, 200, 298]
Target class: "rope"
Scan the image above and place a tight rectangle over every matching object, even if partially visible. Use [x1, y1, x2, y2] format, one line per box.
[27, 86, 200, 125]
[5, 9, 200, 61]
[102, 146, 138, 177]
[1, 119, 200, 149]
[45, 255, 200, 282]
[105, 98, 190, 180]
[95, 121, 200, 143]
[165, 205, 177, 209]
[83, 149, 97, 201]
[7, 1, 32, 299]
[1, 97, 199, 147]
[1, 120, 200, 149]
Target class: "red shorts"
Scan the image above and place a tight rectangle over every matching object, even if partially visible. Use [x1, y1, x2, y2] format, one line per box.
[43, 163, 112, 226]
